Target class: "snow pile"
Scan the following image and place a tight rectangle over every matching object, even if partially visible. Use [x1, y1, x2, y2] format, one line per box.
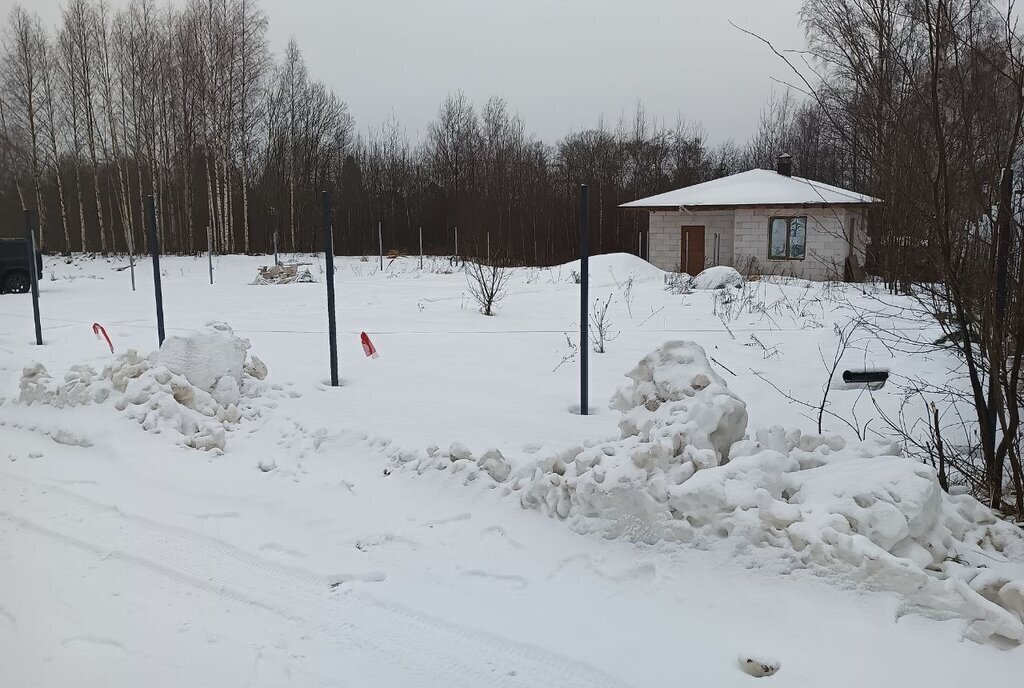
[690, 266, 744, 290]
[17, 321, 276, 451]
[516, 342, 748, 541]
[501, 341, 1024, 644]
[688, 430, 1024, 643]
[157, 322, 250, 391]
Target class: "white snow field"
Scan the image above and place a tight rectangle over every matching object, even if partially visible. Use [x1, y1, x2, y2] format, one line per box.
[1, 252, 1023, 687]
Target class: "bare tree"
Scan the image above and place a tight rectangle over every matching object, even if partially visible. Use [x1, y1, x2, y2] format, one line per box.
[466, 258, 512, 316]
[2, 5, 47, 246]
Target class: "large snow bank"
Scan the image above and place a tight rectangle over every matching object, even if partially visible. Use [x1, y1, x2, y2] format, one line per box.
[17, 322, 276, 451]
[397, 341, 1024, 644]
[553, 252, 666, 283]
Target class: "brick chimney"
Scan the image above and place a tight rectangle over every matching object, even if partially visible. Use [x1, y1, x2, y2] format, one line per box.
[777, 153, 793, 177]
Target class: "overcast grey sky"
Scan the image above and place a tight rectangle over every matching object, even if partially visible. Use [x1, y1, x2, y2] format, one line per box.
[5, 0, 806, 144]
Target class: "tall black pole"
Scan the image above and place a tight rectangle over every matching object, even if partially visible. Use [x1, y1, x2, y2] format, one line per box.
[580, 184, 589, 415]
[24, 208, 41, 345]
[323, 191, 339, 387]
[207, 225, 214, 285]
[146, 194, 165, 346]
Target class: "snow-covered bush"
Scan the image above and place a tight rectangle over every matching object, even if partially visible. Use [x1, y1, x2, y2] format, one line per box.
[17, 321, 278, 452]
[691, 266, 744, 290]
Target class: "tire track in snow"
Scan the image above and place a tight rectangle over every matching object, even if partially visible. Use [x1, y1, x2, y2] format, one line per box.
[0, 471, 630, 688]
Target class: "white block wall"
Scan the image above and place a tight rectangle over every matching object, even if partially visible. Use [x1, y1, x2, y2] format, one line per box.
[648, 210, 735, 273]
[646, 206, 858, 281]
[733, 206, 850, 280]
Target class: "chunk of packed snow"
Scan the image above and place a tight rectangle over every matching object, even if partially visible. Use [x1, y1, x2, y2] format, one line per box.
[16, 323, 279, 452]
[690, 266, 744, 290]
[156, 321, 249, 392]
[738, 653, 780, 678]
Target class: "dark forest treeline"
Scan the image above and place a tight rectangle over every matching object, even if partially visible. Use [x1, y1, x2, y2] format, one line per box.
[0, 0, 837, 264]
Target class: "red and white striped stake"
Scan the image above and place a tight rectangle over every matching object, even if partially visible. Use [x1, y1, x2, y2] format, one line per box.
[92, 322, 114, 353]
[360, 331, 378, 359]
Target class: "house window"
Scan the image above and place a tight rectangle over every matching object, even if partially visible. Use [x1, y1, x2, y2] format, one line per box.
[768, 216, 806, 260]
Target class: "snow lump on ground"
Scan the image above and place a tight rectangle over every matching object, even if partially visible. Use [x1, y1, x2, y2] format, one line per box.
[690, 266, 744, 290]
[16, 321, 278, 452]
[404, 340, 1024, 645]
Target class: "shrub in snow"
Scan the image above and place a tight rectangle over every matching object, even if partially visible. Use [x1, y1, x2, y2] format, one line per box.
[465, 261, 512, 316]
[17, 322, 280, 452]
[662, 272, 692, 295]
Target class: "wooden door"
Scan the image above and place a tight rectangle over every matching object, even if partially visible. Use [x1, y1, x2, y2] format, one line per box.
[680, 226, 705, 274]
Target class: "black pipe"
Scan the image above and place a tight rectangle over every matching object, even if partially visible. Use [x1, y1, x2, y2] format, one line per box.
[146, 195, 165, 346]
[842, 370, 889, 384]
[24, 208, 41, 345]
[324, 190, 339, 387]
[580, 184, 589, 415]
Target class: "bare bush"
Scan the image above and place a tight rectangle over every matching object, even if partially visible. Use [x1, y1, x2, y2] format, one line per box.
[610, 269, 637, 317]
[663, 272, 692, 295]
[466, 260, 512, 316]
[589, 293, 619, 353]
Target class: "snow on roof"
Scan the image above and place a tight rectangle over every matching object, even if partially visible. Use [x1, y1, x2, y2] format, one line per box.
[620, 169, 881, 209]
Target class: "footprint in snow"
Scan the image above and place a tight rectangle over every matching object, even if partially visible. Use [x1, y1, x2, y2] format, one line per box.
[327, 571, 387, 588]
[480, 525, 523, 550]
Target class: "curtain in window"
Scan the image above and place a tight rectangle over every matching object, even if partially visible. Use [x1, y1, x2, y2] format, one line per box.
[769, 218, 788, 259]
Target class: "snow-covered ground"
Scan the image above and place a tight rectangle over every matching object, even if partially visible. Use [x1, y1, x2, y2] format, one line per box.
[1, 253, 1022, 686]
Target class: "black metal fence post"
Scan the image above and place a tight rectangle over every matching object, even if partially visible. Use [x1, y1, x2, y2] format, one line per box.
[324, 191, 339, 387]
[207, 225, 214, 285]
[24, 208, 41, 345]
[146, 194, 165, 346]
[580, 184, 589, 415]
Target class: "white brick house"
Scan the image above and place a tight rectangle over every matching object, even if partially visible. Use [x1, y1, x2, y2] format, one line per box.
[621, 156, 880, 281]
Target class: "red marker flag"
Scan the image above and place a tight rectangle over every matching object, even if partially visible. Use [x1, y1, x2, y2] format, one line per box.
[360, 331, 378, 358]
[92, 323, 114, 353]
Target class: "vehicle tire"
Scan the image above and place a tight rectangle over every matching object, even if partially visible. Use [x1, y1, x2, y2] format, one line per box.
[2, 270, 30, 294]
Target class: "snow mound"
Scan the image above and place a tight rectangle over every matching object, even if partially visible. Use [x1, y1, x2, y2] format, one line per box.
[17, 322, 279, 451]
[502, 342, 1024, 644]
[554, 252, 666, 283]
[690, 266, 744, 290]
[514, 342, 747, 539]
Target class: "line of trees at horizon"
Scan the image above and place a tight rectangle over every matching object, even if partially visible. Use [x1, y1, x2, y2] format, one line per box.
[0, 0, 841, 264]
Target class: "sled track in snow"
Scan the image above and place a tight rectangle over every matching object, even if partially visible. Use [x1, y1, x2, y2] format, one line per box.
[0, 471, 630, 688]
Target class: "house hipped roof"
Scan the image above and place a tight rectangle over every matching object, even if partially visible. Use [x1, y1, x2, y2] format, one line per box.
[619, 169, 881, 209]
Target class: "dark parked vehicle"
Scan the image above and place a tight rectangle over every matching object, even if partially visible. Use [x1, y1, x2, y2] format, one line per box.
[0, 238, 43, 294]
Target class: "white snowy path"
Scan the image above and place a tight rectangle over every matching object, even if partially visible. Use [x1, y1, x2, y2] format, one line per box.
[1, 255, 1021, 685]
